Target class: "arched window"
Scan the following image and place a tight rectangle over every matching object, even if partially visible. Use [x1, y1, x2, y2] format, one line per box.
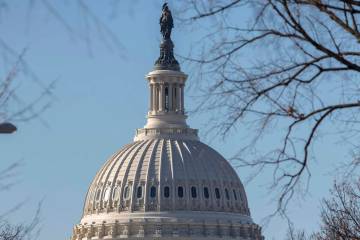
[137, 186, 143, 198]
[103, 187, 111, 201]
[112, 187, 119, 200]
[233, 189, 237, 200]
[164, 87, 169, 111]
[191, 186, 197, 198]
[123, 186, 130, 199]
[150, 186, 156, 198]
[164, 186, 170, 198]
[215, 188, 221, 199]
[173, 87, 177, 110]
[225, 188, 230, 200]
[178, 186, 184, 198]
[96, 189, 102, 201]
[204, 187, 210, 199]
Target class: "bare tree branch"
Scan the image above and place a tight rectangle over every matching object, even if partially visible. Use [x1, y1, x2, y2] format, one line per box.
[176, 0, 360, 214]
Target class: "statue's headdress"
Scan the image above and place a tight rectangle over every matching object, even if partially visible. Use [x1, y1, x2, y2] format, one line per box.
[162, 3, 168, 11]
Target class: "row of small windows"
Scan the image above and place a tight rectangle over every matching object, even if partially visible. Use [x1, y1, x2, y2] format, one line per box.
[96, 185, 240, 202]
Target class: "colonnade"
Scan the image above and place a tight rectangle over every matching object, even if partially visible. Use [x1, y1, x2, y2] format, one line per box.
[149, 83, 184, 113]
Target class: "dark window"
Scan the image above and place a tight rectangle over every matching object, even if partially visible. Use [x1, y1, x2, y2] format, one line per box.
[178, 186, 184, 198]
[165, 87, 169, 111]
[173, 88, 177, 109]
[233, 189, 237, 200]
[124, 186, 130, 199]
[215, 188, 221, 199]
[225, 188, 230, 200]
[191, 187, 197, 198]
[150, 186, 156, 198]
[137, 186, 143, 198]
[204, 187, 210, 199]
[164, 186, 170, 198]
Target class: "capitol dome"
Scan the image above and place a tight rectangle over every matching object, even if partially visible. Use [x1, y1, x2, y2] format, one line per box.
[70, 4, 263, 240]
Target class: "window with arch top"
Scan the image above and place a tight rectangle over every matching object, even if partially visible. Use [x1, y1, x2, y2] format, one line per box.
[137, 186, 143, 199]
[215, 188, 221, 199]
[164, 86, 169, 111]
[164, 186, 170, 198]
[150, 186, 156, 198]
[204, 187, 210, 199]
[96, 189, 101, 201]
[123, 186, 130, 199]
[191, 186, 197, 198]
[112, 187, 119, 200]
[225, 188, 230, 200]
[233, 189, 238, 200]
[178, 186, 184, 198]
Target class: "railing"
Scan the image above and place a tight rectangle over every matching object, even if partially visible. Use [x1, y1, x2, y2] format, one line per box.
[135, 128, 198, 137]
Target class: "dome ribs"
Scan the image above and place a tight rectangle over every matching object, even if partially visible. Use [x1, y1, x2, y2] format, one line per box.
[173, 140, 188, 210]
[144, 139, 160, 211]
[106, 142, 143, 212]
[118, 140, 148, 212]
[86, 142, 138, 214]
[160, 139, 173, 211]
[125, 140, 150, 212]
[166, 139, 176, 211]
[194, 141, 213, 211]
[177, 141, 194, 209]
[83, 140, 252, 216]
[157, 139, 165, 211]
[129, 139, 153, 212]
[102, 142, 141, 209]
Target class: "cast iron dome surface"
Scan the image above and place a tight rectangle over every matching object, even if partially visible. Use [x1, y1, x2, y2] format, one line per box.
[70, 4, 264, 240]
[82, 139, 250, 216]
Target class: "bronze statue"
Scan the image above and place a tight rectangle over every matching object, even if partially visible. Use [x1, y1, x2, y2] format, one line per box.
[155, 3, 180, 71]
[160, 3, 173, 40]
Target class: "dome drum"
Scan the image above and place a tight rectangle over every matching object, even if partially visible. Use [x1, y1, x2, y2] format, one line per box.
[73, 212, 263, 240]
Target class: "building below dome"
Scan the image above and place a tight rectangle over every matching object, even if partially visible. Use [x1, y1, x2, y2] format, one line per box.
[70, 4, 264, 240]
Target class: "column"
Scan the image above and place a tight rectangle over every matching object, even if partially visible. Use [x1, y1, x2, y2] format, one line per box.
[181, 85, 184, 113]
[159, 84, 164, 111]
[173, 83, 177, 111]
[154, 84, 159, 112]
[176, 85, 180, 112]
[149, 84, 153, 111]
[168, 83, 173, 112]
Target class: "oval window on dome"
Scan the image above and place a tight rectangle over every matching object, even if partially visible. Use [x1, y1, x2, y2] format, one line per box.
[123, 186, 130, 199]
[103, 187, 111, 201]
[112, 187, 119, 200]
[233, 189, 237, 200]
[164, 186, 170, 198]
[150, 186, 156, 198]
[204, 187, 210, 199]
[225, 188, 230, 200]
[178, 186, 184, 198]
[215, 188, 221, 199]
[137, 186, 143, 199]
[191, 186, 197, 198]
[96, 189, 102, 201]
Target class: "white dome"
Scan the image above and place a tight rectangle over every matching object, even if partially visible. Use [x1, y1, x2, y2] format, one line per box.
[83, 139, 249, 215]
[71, 138, 263, 239]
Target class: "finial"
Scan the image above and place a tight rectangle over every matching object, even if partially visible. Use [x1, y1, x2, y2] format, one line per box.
[154, 3, 180, 71]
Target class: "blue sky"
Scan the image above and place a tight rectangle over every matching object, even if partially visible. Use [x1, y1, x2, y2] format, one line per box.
[0, 1, 349, 239]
